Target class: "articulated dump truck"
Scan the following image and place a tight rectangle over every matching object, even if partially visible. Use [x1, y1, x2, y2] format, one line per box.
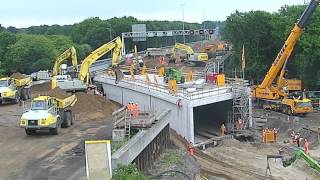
[20, 89, 77, 135]
[0, 74, 32, 104]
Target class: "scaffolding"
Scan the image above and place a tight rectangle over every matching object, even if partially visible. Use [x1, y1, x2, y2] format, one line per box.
[229, 78, 250, 131]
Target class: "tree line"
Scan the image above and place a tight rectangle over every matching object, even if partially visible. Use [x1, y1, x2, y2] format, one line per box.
[222, 5, 320, 90]
[0, 16, 222, 75]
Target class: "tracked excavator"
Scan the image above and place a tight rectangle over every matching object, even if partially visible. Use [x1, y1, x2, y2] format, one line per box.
[52, 46, 78, 76]
[253, 0, 318, 115]
[266, 149, 320, 174]
[53, 37, 122, 91]
[171, 43, 208, 66]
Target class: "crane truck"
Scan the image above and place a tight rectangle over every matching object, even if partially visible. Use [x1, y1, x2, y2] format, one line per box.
[171, 43, 208, 66]
[19, 92, 77, 135]
[0, 75, 32, 104]
[53, 37, 122, 91]
[52, 46, 78, 77]
[253, 0, 318, 115]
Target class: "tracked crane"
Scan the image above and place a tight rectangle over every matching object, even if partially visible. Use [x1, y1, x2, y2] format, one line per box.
[253, 0, 318, 115]
[52, 47, 78, 76]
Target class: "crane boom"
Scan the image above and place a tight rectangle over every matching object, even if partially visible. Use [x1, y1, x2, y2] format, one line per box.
[79, 37, 122, 82]
[52, 47, 78, 76]
[258, 0, 319, 89]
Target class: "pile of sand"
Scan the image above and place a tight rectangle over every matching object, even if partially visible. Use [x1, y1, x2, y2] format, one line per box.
[31, 82, 51, 98]
[71, 93, 119, 121]
[31, 82, 120, 121]
[10, 72, 27, 79]
[45, 87, 69, 99]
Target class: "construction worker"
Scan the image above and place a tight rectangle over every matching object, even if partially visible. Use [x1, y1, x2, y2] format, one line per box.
[295, 133, 301, 147]
[291, 131, 296, 143]
[263, 129, 266, 143]
[221, 123, 226, 136]
[273, 128, 278, 142]
[132, 103, 140, 117]
[235, 119, 240, 130]
[304, 139, 309, 155]
[238, 118, 244, 130]
[188, 142, 194, 156]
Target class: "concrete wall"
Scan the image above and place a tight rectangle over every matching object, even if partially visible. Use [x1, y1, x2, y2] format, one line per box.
[96, 75, 234, 144]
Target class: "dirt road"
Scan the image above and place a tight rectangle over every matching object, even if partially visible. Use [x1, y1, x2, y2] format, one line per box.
[170, 109, 320, 180]
[0, 95, 117, 180]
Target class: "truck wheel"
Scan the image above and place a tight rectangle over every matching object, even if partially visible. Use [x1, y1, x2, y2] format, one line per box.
[71, 111, 75, 125]
[14, 93, 20, 104]
[61, 111, 71, 128]
[21, 89, 27, 101]
[27, 88, 31, 99]
[50, 118, 61, 135]
[25, 129, 36, 135]
[181, 76, 185, 84]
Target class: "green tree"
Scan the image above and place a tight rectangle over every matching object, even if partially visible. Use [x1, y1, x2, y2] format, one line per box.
[3, 34, 57, 74]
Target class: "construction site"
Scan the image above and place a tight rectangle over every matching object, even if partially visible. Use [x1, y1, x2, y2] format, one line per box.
[1, 1, 320, 180]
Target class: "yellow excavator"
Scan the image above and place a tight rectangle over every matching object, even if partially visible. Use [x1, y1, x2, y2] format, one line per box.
[171, 43, 208, 65]
[253, 0, 318, 115]
[52, 46, 78, 76]
[53, 37, 122, 91]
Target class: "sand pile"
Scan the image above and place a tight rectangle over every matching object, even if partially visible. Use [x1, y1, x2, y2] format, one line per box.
[31, 82, 51, 98]
[10, 72, 27, 79]
[45, 87, 69, 99]
[71, 93, 119, 121]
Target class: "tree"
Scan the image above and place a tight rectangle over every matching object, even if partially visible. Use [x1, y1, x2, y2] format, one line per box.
[3, 34, 57, 74]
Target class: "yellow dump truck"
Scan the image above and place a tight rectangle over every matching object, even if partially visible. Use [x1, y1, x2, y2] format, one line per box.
[0, 76, 32, 104]
[20, 93, 77, 135]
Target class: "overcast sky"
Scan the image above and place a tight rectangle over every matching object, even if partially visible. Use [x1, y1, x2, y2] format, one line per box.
[0, 0, 305, 28]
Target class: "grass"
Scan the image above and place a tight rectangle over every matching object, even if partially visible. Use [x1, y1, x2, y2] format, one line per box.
[111, 140, 127, 154]
[161, 149, 183, 168]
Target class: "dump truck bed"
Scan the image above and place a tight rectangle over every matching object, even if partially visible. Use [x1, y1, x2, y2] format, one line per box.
[14, 77, 32, 87]
[55, 94, 77, 109]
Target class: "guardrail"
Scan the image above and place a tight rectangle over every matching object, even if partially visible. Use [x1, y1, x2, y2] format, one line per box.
[96, 73, 232, 101]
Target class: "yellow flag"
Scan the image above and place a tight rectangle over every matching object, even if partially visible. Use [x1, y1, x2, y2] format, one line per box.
[241, 44, 245, 70]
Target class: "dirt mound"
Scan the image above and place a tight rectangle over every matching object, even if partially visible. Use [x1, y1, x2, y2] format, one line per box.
[31, 82, 51, 98]
[71, 93, 119, 121]
[45, 87, 69, 99]
[10, 72, 27, 79]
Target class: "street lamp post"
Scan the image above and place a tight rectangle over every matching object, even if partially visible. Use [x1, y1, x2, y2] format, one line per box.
[106, 26, 113, 54]
[181, 3, 185, 44]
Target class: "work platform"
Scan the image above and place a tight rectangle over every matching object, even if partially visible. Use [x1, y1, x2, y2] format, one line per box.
[95, 72, 252, 144]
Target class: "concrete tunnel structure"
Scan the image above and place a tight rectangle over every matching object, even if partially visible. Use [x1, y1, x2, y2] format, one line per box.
[94, 74, 252, 144]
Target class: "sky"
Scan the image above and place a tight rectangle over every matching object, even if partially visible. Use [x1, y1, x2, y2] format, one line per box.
[0, 0, 305, 28]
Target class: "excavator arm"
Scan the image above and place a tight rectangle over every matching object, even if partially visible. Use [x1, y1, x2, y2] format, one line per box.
[268, 150, 320, 173]
[52, 47, 78, 76]
[79, 37, 122, 84]
[172, 43, 194, 59]
[254, 0, 319, 99]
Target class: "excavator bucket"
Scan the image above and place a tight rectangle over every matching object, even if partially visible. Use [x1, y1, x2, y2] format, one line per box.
[114, 67, 124, 84]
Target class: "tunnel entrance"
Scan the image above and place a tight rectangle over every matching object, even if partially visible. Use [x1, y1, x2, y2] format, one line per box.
[193, 100, 232, 143]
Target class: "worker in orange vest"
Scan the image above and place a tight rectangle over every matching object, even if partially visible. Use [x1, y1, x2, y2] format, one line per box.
[238, 118, 244, 130]
[188, 142, 194, 156]
[273, 128, 278, 142]
[262, 129, 266, 143]
[304, 139, 309, 155]
[221, 123, 226, 136]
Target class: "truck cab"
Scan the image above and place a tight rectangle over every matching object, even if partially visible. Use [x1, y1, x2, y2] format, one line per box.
[0, 77, 19, 103]
[20, 96, 61, 135]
